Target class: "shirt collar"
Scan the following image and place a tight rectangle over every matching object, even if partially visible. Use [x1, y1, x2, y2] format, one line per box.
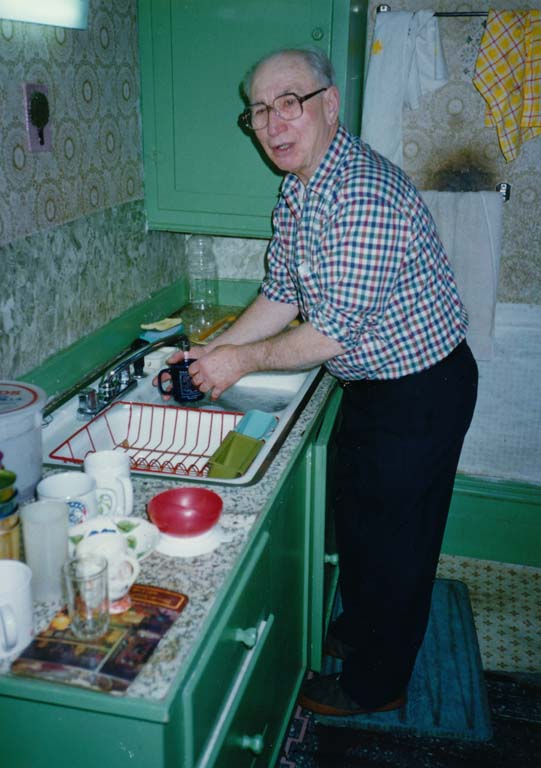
[280, 124, 352, 209]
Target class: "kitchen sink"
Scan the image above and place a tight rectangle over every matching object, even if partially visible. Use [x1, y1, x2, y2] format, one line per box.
[42, 347, 321, 485]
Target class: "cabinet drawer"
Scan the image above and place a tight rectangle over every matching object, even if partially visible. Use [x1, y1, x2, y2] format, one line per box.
[207, 613, 277, 768]
[182, 532, 270, 766]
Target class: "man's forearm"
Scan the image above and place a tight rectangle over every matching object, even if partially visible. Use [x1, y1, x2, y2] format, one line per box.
[205, 293, 298, 350]
[237, 321, 344, 373]
[189, 318, 344, 399]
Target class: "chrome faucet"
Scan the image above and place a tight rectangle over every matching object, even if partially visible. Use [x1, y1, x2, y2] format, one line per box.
[77, 332, 187, 419]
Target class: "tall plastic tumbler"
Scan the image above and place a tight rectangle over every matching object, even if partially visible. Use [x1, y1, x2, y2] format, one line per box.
[20, 499, 69, 604]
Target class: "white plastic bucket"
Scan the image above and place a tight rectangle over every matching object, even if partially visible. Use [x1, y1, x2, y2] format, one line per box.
[0, 381, 47, 503]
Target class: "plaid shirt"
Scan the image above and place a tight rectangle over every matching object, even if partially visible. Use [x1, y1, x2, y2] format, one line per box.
[261, 126, 468, 380]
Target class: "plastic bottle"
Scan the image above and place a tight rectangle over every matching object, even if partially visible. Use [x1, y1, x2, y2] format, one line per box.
[186, 235, 218, 336]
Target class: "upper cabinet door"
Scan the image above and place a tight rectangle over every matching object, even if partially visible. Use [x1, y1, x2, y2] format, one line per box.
[139, 1, 367, 238]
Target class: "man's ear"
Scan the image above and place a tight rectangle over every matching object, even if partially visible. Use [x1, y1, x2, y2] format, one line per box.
[324, 85, 340, 125]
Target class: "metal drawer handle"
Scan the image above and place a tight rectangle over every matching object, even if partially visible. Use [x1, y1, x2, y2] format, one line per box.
[324, 553, 339, 566]
[234, 627, 258, 648]
[240, 734, 264, 755]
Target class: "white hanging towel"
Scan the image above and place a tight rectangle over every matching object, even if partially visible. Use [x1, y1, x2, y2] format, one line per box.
[361, 10, 448, 167]
[420, 191, 503, 361]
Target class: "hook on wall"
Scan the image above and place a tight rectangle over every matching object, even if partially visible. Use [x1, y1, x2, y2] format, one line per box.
[496, 183, 511, 201]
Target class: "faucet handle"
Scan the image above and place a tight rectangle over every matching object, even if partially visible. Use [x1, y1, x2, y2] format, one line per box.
[119, 367, 132, 387]
[130, 338, 150, 378]
[77, 387, 99, 419]
[98, 376, 120, 403]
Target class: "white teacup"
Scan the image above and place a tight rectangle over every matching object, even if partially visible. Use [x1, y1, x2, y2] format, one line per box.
[0, 561, 34, 659]
[83, 450, 134, 516]
[76, 533, 140, 604]
[37, 472, 117, 526]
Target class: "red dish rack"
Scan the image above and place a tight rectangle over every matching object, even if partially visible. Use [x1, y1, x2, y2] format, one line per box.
[49, 401, 244, 478]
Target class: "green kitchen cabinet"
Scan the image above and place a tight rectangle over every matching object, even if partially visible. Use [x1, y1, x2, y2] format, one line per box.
[138, 0, 367, 237]
[0, 378, 341, 768]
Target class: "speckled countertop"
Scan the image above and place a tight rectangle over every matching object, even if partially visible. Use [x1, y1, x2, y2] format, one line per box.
[0, 373, 336, 704]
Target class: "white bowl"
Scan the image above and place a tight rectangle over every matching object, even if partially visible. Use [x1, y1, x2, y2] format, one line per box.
[156, 525, 231, 557]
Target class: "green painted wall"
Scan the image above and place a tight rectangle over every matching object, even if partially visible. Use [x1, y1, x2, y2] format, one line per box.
[444, 475, 540, 567]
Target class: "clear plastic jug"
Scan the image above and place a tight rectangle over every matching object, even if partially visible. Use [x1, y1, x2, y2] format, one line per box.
[186, 235, 218, 337]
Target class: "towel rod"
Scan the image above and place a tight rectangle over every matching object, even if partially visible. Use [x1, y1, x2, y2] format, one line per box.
[377, 4, 488, 16]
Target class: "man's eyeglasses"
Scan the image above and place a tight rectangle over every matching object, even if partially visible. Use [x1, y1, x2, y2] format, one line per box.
[239, 87, 328, 131]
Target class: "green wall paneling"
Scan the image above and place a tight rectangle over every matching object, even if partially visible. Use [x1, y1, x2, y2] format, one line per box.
[21, 278, 186, 402]
[442, 474, 541, 567]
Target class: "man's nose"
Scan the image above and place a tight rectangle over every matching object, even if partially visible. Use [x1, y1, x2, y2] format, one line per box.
[266, 108, 287, 135]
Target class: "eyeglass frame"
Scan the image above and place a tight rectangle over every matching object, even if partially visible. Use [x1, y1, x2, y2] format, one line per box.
[239, 87, 329, 131]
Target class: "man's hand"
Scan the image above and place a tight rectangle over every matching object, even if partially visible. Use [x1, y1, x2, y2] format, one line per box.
[188, 345, 249, 400]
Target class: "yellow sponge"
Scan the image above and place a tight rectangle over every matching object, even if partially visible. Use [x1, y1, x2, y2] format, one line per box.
[140, 317, 182, 332]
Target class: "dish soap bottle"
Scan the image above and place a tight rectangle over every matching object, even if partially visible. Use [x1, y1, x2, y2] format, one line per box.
[186, 235, 218, 339]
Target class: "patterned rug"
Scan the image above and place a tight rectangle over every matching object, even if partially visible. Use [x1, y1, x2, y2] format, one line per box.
[278, 671, 541, 767]
[277, 555, 541, 767]
[316, 580, 492, 741]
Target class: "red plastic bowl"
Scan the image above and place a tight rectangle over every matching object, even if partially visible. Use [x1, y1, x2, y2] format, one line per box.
[147, 487, 223, 538]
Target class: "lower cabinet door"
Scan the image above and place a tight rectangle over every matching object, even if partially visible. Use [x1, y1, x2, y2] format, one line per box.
[308, 385, 342, 670]
[182, 532, 271, 766]
[205, 613, 277, 768]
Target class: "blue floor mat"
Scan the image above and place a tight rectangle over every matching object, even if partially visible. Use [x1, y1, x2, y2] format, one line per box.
[316, 579, 493, 742]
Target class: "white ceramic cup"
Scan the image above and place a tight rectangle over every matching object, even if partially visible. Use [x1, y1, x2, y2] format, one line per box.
[83, 450, 134, 516]
[20, 500, 69, 604]
[0, 560, 34, 659]
[36, 472, 116, 526]
[76, 533, 140, 603]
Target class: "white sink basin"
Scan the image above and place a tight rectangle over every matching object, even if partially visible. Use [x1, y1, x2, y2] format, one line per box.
[42, 348, 321, 485]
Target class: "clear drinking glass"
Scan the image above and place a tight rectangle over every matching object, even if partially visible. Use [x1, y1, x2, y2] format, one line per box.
[62, 555, 110, 640]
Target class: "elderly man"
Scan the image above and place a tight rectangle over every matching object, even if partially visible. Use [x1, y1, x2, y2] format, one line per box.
[174, 48, 478, 716]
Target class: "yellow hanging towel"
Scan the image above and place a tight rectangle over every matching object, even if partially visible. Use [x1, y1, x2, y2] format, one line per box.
[473, 9, 541, 162]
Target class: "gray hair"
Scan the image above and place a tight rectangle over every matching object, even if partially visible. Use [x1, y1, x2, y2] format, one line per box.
[242, 47, 336, 102]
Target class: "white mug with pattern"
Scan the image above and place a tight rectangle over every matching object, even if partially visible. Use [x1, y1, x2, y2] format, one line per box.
[83, 450, 134, 516]
[37, 471, 116, 525]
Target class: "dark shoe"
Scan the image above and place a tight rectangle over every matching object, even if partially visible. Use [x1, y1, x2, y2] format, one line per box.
[299, 673, 406, 717]
[323, 632, 355, 660]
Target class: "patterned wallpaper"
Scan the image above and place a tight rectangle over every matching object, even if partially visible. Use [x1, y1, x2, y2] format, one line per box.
[0, 202, 183, 379]
[366, 0, 541, 303]
[0, 0, 183, 381]
[0, 0, 142, 245]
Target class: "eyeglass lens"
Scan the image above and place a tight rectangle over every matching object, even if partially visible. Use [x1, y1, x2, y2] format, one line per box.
[249, 94, 302, 130]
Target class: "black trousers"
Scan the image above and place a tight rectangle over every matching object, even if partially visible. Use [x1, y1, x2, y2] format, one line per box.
[331, 340, 478, 708]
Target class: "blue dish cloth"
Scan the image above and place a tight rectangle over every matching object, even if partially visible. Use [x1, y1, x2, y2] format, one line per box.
[234, 410, 278, 441]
